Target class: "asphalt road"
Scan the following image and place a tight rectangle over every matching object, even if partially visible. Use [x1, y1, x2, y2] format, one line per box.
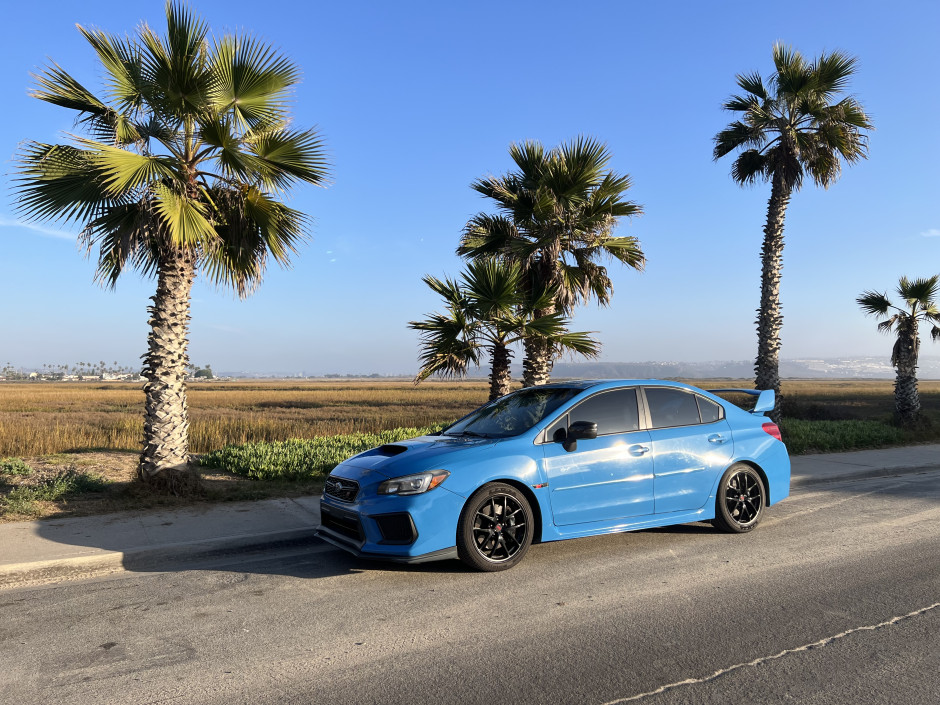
[2, 472, 938, 705]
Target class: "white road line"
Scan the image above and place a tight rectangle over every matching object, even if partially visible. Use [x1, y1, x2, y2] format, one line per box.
[601, 601, 940, 704]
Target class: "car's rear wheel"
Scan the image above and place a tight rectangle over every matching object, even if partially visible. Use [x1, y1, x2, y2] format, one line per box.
[457, 483, 533, 571]
[711, 464, 766, 533]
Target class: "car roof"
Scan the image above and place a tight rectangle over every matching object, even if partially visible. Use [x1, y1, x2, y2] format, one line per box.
[540, 379, 697, 391]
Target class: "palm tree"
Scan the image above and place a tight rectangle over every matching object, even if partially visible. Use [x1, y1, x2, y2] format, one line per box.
[458, 138, 644, 387]
[714, 43, 872, 420]
[14, 3, 328, 490]
[857, 276, 940, 426]
[410, 259, 600, 400]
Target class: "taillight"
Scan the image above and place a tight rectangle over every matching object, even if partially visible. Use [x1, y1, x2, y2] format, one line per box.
[762, 422, 782, 441]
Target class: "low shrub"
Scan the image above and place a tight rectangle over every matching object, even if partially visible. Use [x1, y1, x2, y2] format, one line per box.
[1, 468, 109, 516]
[0, 457, 32, 476]
[200, 424, 448, 481]
[780, 418, 906, 455]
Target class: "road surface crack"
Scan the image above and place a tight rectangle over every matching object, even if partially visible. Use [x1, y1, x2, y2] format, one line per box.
[601, 601, 940, 704]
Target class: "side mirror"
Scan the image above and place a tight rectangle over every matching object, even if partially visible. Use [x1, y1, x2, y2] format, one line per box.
[562, 420, 597, 452]
[568, 421, 598, 440]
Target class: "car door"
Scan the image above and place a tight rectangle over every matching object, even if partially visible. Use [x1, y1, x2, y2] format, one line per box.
[642, 387, 733, 514]
[540, 387, 655, 526]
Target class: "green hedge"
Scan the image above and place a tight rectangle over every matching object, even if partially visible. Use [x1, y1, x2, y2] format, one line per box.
[200, 424, 447, 481]
[780, 418, 905, 454]
[201, 418, 920, 482]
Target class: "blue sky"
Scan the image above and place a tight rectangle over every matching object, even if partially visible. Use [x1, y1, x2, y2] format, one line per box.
[1, 0, 938, 375]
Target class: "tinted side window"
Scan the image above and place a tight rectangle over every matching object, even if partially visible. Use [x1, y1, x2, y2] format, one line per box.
[696, 395, 722, 423]
[569, 389, 640, 436]
[645, 388, 702, 428]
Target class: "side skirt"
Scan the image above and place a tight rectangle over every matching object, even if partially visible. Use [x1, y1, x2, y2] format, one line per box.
[540, 507, 716, 542]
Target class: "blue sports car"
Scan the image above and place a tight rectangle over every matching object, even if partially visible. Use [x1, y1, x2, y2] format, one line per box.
[316, 380, 790, 571]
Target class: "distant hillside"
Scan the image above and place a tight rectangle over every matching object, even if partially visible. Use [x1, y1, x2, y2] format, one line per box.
[549, 357, 940, 380]
[460, 356, 940, 380]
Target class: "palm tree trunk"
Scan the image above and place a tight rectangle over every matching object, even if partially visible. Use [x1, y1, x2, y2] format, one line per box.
[522, 251, 560, 387]
[488, 343, 513, 401]
[894, 327, 921, 425]
[138, 247, 198, 493]
[755, 172, 791, 422]
[522, 329, 554, 387]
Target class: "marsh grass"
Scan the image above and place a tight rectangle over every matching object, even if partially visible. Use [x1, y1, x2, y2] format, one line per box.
[0, 380, 490, 456]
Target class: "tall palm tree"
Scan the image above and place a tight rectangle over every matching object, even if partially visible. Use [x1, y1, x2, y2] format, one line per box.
[14, 2, 328, 490]
[409, 259, 600, 400]
[458, 138, 644, 387]
[857, 276, 940, 426]
[714, 43, 872, 420]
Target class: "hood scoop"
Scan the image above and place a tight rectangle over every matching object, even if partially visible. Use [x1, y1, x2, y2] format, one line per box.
[377, 444, 408, 456]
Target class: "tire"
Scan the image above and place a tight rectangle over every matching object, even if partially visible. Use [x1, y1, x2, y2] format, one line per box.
[457, 483, 534, 572]
[711, 464, 766, 533]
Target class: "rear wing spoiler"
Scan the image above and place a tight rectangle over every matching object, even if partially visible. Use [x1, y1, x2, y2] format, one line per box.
[707, 388, 775, 415]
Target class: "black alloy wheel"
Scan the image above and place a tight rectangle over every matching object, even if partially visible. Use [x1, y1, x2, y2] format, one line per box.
[711, 464, 766, 533]
[457, 483, 534, 571]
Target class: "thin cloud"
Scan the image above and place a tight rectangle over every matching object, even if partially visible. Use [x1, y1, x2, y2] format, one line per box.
[0, 216, 76, 240]
[921, 228, 940, 238]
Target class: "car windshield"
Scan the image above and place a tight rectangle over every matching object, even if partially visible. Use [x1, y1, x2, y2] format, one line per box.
[443, 387, 582, 439]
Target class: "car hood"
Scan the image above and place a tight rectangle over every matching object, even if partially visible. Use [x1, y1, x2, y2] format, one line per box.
[330, 434, 498, 481]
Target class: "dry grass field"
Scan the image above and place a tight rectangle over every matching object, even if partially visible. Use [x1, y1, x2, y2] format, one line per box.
[0, 379, 492, 457]
[2, 377, 939, 458]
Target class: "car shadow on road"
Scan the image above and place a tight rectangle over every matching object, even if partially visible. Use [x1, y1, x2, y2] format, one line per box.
[24, 470, 937, 586]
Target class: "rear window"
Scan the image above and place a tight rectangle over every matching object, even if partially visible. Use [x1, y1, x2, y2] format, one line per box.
[696, 396, 723, 423]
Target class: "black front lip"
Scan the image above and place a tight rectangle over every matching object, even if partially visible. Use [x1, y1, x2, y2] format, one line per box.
[315, 526, 458, 564]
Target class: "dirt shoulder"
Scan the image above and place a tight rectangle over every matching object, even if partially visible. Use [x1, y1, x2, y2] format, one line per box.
[0, 451, 322, 523]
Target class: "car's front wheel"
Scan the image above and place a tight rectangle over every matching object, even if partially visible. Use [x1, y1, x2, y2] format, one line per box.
[457, 483, 533, 571]
[711, 464, 766, 533]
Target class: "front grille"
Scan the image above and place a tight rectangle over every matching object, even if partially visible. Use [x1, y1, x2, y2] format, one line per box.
[373, 512, 418, 545]
[324, 475, 360, 502]
[321, 507, 364, 542]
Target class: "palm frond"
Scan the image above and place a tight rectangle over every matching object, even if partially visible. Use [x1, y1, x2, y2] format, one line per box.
[246, 126, 330, 190]
[730, 149, 769, 185]
[408, 310, 480, 382]
[735, 71, 769, 100]
[30, 61, 109, 116]
[856, 290, 892, 316]
[207, 34, 300, 128]
[152, 183, 215, 247]
[462, 259, 521, 319]
[139, 1, 211, 119]
[81, 198, 161, 287]
[897, 275, 940, 308]
[713, 122, 765, 160]
[76, 25, 148, 113]
[811, 50, 858, 97]
[75, 137, 179, 193]
[421, 274, 465, 308]
[14, 142, 119, 224]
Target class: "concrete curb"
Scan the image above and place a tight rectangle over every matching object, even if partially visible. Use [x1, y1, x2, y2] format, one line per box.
[0, 526, 319, 591]
[791, 464, 939, 488]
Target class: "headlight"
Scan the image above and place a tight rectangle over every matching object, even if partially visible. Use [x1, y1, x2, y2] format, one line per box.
[377, 470, 450, 496]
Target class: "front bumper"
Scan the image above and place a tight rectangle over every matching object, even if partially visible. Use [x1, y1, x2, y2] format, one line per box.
[315, 525, 458, 563]
[316, 483, 465, 563]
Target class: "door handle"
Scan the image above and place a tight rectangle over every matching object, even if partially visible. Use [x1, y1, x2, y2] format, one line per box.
[629, 445, 650, 456]
[707, 434, 726, 444]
